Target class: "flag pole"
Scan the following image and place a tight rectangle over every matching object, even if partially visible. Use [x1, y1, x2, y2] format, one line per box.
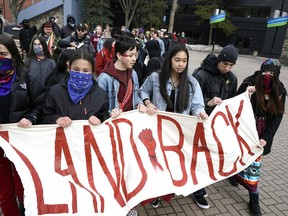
[269, 0, 285, 58]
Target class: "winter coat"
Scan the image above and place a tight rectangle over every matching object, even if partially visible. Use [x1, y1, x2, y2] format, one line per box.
[25, 57, 56, 88]
[237, 72, 287, 155]
[42, 79, 109, 124]
[192, 54, 237, 115]
[59, 32, 95, 56]
[60, 15, 76, 38]
[0, 65, 46, 125]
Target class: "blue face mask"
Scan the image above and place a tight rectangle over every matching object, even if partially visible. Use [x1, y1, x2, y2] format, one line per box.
[67, 70, 93, 104]
[33, 45, 44, 56]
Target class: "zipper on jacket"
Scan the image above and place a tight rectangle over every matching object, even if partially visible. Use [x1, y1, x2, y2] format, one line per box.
[80, 100, 87, 115]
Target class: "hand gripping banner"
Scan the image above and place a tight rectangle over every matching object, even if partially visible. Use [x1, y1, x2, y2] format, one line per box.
[0, 91, 263, 215]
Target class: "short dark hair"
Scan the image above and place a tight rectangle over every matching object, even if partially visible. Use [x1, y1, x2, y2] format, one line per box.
[115, 35, 137, 58]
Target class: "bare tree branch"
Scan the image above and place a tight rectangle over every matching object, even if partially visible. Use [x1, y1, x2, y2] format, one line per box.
[7, 0, 26, 23]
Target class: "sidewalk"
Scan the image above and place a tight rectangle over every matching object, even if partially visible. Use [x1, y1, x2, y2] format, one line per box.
[137, 51, 288, 215]
[0, 51, 287, 216]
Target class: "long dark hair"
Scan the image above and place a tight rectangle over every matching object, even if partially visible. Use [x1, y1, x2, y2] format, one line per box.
[27, 36, 52, 59]
[254, 71, 284, 115]
[0, 35, 24, 67]
[159, 43, 190, 113]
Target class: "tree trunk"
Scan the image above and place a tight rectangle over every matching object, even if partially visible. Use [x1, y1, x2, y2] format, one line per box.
[208, 26, 213, 45]
[168, 0, 178, 33]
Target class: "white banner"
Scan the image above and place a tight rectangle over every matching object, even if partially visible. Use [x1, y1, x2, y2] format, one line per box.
[0, 92, 263, 215]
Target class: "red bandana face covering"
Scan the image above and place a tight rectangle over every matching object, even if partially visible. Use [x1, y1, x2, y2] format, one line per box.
[263, 74, 274, 94]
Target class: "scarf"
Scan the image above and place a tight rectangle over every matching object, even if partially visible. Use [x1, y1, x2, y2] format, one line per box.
[0, 57, 16, 97]
[67, 70, 93, 104]
[263, 74, 274, 94]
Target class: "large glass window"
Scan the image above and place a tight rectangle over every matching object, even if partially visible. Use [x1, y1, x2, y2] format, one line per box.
[227, 6, 270, 18]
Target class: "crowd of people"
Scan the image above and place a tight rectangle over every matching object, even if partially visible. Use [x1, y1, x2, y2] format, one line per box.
[0, 14, 287, 216]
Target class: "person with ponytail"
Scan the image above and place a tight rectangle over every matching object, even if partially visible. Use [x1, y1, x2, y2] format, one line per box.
[0, 34, 46, 216]
[231, 58, 287, 215]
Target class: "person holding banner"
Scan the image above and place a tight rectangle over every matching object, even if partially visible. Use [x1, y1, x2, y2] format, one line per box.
[0, 35, 46, 216]
[232, 58, 287, 215]
[139, 43, 208, 208]
[97, 34, 146, 216]
[191, 44, 238, 209]
[42, 51, 109, 127]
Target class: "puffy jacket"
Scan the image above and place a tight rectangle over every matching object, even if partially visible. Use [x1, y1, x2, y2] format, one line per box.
[192, 54, 237, 115]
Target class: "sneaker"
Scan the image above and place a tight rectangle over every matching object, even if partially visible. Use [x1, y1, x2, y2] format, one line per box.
[229, 176, 239, 187]
[203, 188, 208, 198]
[127, 207, 138, 216]
[249, 193, 262, 216]
[193, 195, 209, 209]
[150, 197, 160, 208]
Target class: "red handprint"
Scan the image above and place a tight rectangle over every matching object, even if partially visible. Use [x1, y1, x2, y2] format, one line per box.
[138, 129, 163, 171]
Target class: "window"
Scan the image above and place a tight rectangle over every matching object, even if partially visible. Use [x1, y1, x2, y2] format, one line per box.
[227, 6, 270, 18]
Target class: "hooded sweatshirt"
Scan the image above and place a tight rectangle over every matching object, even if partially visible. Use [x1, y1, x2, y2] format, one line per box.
[192, 54, 237, 115]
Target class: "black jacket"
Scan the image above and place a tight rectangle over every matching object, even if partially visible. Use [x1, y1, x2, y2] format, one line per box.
[0, 65, 46, 125]
[237, 72, 287, 155]
[42, 79, 109, 124]
[193, 54, 238, 115]
[19, 27, 36, 53]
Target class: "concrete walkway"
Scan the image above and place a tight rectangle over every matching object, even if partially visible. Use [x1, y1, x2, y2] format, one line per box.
[0, 51, 287, 216]
[137, 51, 288, 216]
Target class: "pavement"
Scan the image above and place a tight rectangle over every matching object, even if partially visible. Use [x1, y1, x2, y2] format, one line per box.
[0, 51, 287, 216]
[137, 50, 288, 216]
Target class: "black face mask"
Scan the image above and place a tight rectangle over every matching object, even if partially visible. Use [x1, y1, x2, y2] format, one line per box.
[67, 18, 75, 25]
[23, 22, 29, 28]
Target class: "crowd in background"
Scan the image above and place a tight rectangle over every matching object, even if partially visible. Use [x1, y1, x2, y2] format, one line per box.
[0, 13, 286, 216]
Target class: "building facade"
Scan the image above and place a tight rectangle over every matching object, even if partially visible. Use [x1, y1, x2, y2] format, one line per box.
[2, 0, 288, 59]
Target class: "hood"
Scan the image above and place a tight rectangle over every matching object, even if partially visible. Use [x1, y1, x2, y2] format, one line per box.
[201, 54, 221, 75]
[102, 60, 118, 78]
[66, 14, 75, 22]
[145, 40, 161, 58]
[0, 17, 4, 33]
[103, 59, 132, 81]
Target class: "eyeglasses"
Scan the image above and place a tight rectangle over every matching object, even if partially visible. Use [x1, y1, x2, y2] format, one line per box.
[122, 53, 138, 58]
[77, 29, 86, 32]
[222, 62, 234, 67]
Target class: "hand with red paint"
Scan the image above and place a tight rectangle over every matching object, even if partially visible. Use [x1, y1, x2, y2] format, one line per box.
[139, 129, 156, 154]
[138, 129, 163, 171]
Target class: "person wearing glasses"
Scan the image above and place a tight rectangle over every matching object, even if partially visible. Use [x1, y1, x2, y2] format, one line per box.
[96, 35, 146, 216]
[58, 23, 95, 57]
[42, 51, 109, 126]
[190, 44, 238, 209]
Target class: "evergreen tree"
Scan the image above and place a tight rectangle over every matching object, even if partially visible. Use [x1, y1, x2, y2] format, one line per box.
[134, 0, 167, 30]
[83, 0, 113, 29]
[195, 0, 237, 45]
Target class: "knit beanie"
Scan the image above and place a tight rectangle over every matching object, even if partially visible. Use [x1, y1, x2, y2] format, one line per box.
[218, 44, 238, 64]
[260, 58, 281, 75]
